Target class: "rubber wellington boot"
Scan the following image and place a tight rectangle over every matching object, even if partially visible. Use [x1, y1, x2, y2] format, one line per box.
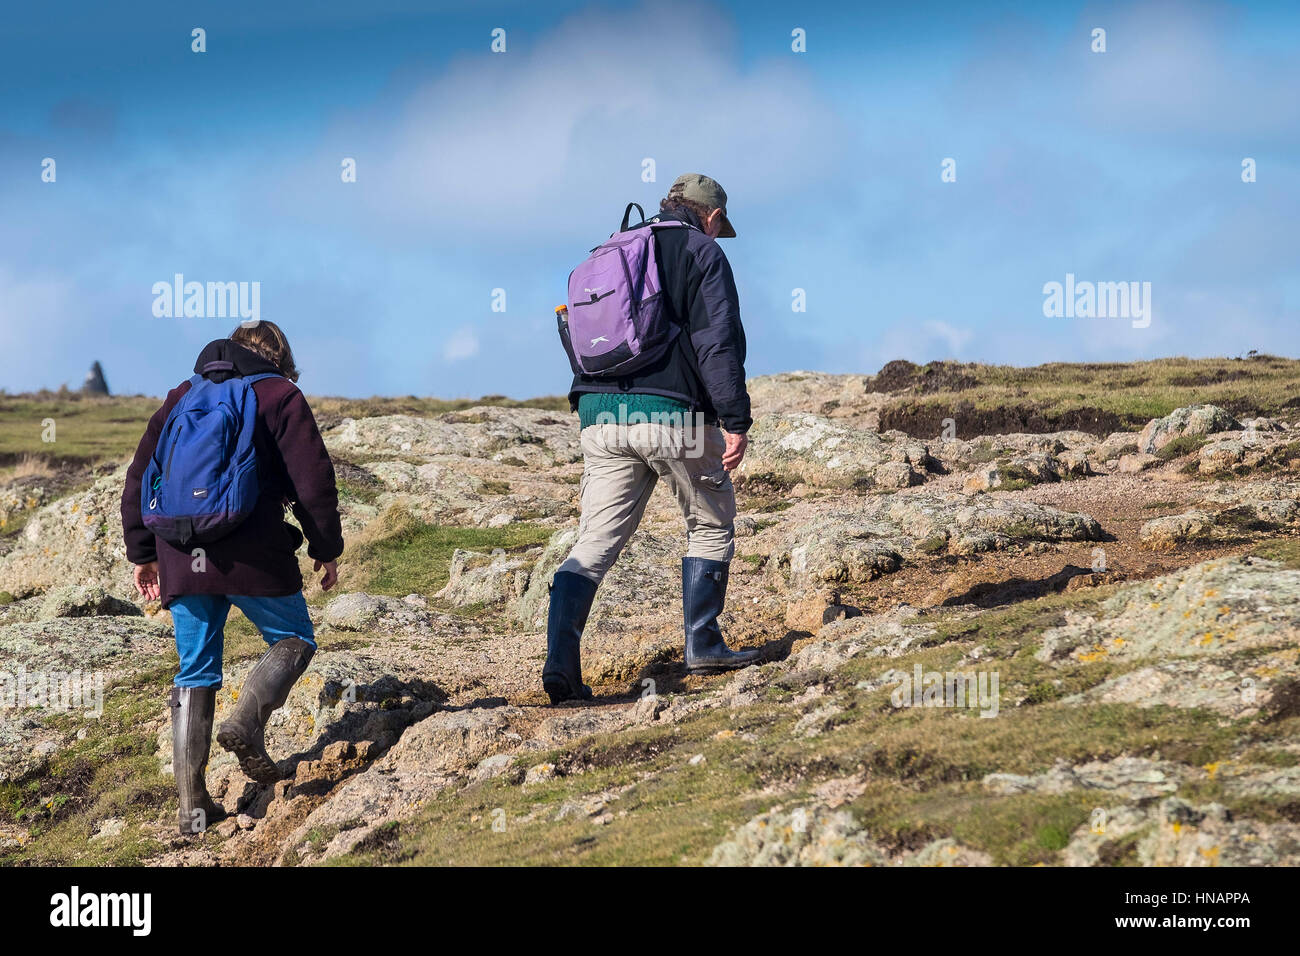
[683, 556, 762, 673]
[170, 686, 227, 836]
[216, 637, 314, 783]
[542, 571, 598, 704]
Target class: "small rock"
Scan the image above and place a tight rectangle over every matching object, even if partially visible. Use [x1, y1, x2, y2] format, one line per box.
[524, 763, 555, 785]
[90, 817, 126, 841]
[1118, 453, 1159, 474]
[470, 753, 516, 784]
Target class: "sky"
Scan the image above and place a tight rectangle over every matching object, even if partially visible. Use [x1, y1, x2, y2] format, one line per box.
[1, 0, 1297, 398]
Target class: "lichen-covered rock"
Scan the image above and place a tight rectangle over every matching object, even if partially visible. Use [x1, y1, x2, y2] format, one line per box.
[0, 467, 133, 600]
[962, 452, 1073, 492]
[323, 408, 581, 467]
[764, 494, 1101, 588]
[747, 372, 878, 421]
[1064, 798, 1300, 866]
[1, 615, 173, 784]
[792, 703, 844, 739]
[1069, 656, 1291, 718]
[796, 613, 934, 669]
[1137, 405, 1241, 455]
[534, 707, 635, 746]
[933, 431, 1100, 475]
[983, 757, 1182, 800]
[1139, 501, 1299, 549]
[708, 806, 889, 866]
[873, 460, 921, 489]
[1037, 556, 1300, 666]
[0, 478, 54, 532]
[901, 838, 993, 867]
[1118, 453, 1159, 473]
[38, 584, 140, 620]
[270, 703, 523, 864]
[874, 492, 1103, 544]
[1197, 435, 1300, 476]
[1138, 511, 1217, 550]
[322, 592, 436, 632]
[768, 512, 903, 586]
[436, 548, 535, 607]
[365, 459, 483, 497]
[740, 414, 914, 489]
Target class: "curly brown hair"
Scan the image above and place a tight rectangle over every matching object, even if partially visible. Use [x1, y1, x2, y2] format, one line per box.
[659, 195, 714, 225]
[229, 320, 300, 382]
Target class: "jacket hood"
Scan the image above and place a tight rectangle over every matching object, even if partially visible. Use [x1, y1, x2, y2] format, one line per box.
[193, 339, 283, 382]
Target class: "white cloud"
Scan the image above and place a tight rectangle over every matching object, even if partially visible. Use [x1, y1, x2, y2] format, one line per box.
[271, 0, 849, 245]
[442, 326, 480, 362]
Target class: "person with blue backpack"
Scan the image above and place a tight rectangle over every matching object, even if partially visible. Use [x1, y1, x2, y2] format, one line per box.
[121, 320, 344, 835]
[546, 173, 761, 704]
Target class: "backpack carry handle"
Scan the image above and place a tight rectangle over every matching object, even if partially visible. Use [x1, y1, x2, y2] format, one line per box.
[200, 360, 236, 380]
[619, 202, 646, 232]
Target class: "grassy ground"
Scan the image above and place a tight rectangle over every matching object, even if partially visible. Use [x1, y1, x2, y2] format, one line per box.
[335, 578, 1298, 867]
[0, 394, 161, 467]
[874, 355, 1300, 436]
[344, 506, 554, 597]
[311, 394, 567, 427]
[0, 659, 176, 865]
[0, 392, 568, 469]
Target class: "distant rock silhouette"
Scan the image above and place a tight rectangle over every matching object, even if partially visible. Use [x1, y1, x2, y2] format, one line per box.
[82, 361, 110, 396]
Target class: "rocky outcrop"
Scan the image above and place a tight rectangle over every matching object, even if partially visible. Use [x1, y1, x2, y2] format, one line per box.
[1, 612, 172, 784]
[740, 414, 935, 489]
[82, 361, 110, 396]
[1139, 500, 1299, 549]
[322, 408, 581, 467]
[0, 468, 133, 600]
[1137, 405, 1242, 455]
[436, 548, 536, 607]
[707, 805, 990, 867]
[13, 371, 1300, 870]
[1064, 797, 1300, 866]
[708, 806, 890, 866]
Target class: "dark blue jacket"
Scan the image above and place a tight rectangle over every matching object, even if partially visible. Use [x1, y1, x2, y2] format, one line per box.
[567, 206, 752, 433]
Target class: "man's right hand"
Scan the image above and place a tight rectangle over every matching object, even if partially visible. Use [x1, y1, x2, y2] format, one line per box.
[722, 430, 748, 471]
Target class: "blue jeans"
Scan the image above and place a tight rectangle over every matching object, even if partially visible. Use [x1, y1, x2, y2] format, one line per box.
[170, 593, 316, 688]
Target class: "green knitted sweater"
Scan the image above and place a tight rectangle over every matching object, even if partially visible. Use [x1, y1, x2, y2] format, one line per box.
[577, 392, 692, 430]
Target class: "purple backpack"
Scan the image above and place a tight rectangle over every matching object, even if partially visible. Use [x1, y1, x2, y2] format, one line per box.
[561, 202, 687, 376]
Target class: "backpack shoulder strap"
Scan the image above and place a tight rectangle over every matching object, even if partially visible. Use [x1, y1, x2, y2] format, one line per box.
[242, 372, 288, 388]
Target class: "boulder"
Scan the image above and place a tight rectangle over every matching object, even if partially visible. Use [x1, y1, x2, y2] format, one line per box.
[1137, 405, 1241, 455]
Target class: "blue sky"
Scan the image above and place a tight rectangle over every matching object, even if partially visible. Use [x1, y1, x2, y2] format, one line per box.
[1, 0, 1297, 398]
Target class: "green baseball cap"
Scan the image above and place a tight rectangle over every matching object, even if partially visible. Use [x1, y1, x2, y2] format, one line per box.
[668, 173, 736, 238]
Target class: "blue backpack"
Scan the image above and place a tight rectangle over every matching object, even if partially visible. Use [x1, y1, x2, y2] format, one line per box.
[140, 367, 282, 548]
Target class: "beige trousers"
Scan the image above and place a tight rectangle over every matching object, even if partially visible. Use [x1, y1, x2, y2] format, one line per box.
[558, 421, 737, 583]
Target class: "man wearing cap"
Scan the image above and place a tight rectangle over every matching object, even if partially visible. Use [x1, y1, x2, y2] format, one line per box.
[542, 173, 760, 704]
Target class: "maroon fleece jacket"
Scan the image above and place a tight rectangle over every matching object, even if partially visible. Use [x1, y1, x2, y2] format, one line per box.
[121, 341, 344, 608]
